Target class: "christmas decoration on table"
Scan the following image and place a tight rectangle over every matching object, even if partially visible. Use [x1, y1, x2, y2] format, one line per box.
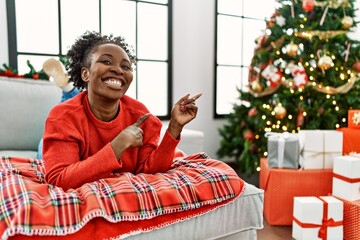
[0, 61, 49, 80]
[217, 0, 360, 176]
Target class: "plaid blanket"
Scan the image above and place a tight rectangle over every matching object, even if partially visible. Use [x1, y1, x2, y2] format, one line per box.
[0, 153, 244, 240]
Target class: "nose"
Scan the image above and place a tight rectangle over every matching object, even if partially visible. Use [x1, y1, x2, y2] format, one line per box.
[110, 65, 124, 75]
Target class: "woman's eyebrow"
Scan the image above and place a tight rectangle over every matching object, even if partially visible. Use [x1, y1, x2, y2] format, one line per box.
[100, 53, 131, 63]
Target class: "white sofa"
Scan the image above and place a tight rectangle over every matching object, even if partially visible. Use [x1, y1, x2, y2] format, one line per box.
[0, 76, 205, 158]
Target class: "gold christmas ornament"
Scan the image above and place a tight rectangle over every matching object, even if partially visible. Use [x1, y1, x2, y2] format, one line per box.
[318, 55, 333, 70]
[274, 105, 287, 119]
[341, 16, 353, 29]
[286, 43, 299, 56]
[251, 81, 263, 92]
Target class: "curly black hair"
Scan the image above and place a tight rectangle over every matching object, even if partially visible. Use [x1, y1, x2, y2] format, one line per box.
[66, 31, 136, 90]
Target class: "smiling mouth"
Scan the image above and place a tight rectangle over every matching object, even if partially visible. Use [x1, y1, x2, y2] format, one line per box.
[104, 78, 124, 88]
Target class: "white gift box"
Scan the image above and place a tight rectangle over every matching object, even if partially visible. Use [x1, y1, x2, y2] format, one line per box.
[332, 155, 360, 201]
[298, 130, 343, 169]
[292, 196, 343, 240]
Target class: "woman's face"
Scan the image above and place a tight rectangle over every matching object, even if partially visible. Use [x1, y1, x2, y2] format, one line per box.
[81, 43, 133, 102]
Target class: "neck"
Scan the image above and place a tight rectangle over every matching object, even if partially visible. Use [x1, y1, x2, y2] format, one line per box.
[88, 96, 120, 122]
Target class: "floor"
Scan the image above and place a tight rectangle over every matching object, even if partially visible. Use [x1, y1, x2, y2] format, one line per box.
[257, 218, 292, 240]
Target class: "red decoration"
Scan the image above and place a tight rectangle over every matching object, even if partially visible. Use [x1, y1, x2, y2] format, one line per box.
[5, 69, 14, 77]
[302, 0, 315, 12]
[289, 63, 308, 88]
[297, 111, 304, 127]
[353, 61, 360, 72]
[248, 107, 258, 117]
[256, 34, 268, 49]
[33, 74, 39, 79]
[261, 64, 282, 87]
[243, 130, 255, 142]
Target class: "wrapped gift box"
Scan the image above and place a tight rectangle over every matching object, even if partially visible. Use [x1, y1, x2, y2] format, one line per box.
[266, 132, 300, 169]
[336, 128, 360, 155]
[341, 198, 360, 240]
[348, 110, 360, 129]
[259, 158, 333, 225]
[333, 155, 360, 201]
[298, 130, 343, 169]
[292, 196, 343, 240]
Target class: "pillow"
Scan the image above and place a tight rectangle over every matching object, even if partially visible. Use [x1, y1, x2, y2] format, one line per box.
[0, 77, 62, 151]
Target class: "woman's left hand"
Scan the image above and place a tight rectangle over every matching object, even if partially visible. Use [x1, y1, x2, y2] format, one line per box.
[168, 93, 202, 139]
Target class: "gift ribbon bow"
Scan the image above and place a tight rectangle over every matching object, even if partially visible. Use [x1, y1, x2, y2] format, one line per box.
[293, 197, 343, 240]
[352, 112, 360, 126]
[265, 132, 290, 168]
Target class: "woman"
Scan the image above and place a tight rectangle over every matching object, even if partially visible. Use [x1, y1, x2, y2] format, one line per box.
[43, 31, 201, 191]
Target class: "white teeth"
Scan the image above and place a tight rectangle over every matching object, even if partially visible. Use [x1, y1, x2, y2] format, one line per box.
[104, 79, 123, 87]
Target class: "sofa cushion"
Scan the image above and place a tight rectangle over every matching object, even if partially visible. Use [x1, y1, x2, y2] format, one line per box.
[0, 77, 62, 151]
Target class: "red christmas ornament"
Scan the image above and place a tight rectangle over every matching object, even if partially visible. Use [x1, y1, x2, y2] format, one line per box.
[296, 111, 304, 127]
[5, 69, 14, 77]
[248, 107, 258, 117]
[353, 61, 360, 72]
[33, 74, 39, 79]
[243, 130, 255, 142]
[267, 21, 275, 28]
[302, 0, 315, 12]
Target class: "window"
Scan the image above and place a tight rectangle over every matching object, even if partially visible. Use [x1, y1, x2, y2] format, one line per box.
[6, 0, 172, 119]
[214, 0, 277, 117]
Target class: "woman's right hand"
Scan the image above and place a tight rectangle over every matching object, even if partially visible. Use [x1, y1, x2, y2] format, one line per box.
[111, 113, 150, 159]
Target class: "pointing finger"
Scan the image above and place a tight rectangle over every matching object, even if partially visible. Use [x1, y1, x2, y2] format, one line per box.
[176, 94, 191, 105]
[190, 93, 202, 101]
[184, 93, 203, 104]
[134, 113, 151, 127]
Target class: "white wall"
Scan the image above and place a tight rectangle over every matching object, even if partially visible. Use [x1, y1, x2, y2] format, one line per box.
[2, 0, 359, 160]
[171, 0, 227, 159]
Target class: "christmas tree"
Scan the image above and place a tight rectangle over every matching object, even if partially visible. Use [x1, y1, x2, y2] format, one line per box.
[217, 0, 360, 176]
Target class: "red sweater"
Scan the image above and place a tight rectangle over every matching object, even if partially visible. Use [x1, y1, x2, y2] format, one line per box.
[43, 91, 179, 191]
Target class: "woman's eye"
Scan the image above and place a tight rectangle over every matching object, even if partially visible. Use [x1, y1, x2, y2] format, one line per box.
[101, 60, 111, 65]
[121, 65, 132, 71]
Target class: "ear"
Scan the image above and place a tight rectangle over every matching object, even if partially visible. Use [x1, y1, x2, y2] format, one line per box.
[81, 67, 90, 82]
